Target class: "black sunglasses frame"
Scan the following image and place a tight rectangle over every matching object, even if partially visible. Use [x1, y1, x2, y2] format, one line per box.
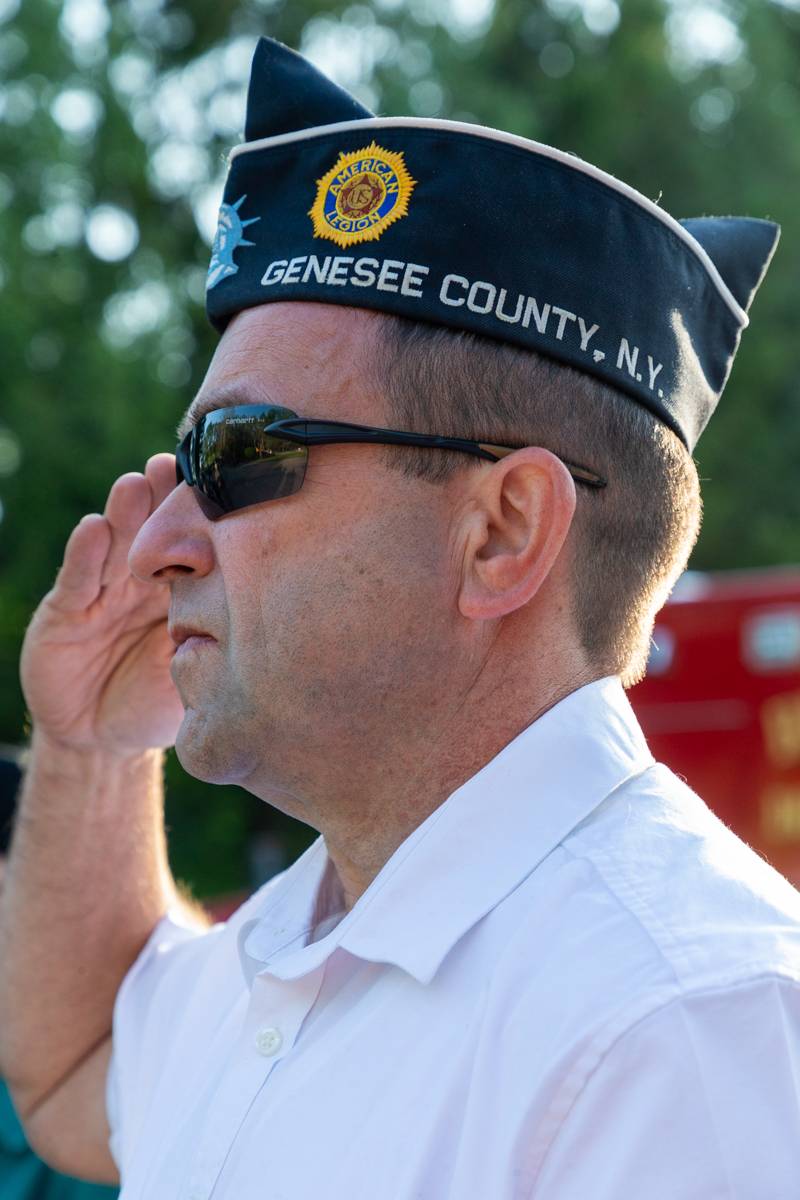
[175, 406, 606, 520]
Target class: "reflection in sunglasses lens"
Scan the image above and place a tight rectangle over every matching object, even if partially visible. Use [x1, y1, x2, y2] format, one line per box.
[196, 408, 308, 515]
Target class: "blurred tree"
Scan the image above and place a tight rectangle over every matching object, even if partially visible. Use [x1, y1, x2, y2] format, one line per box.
[0, 0, 797, 895]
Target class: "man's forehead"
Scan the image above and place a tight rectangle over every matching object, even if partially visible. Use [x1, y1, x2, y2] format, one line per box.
[176, 301, 383, 440]
[177, 306, 333, 438]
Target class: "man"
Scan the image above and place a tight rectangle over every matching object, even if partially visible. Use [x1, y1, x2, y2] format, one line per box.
[1, 36, 798, 1199]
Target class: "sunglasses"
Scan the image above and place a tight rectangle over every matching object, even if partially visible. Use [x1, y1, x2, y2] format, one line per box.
[175, 404, 606, 520]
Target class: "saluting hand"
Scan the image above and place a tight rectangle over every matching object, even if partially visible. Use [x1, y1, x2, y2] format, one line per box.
[20, 453, 184, 756]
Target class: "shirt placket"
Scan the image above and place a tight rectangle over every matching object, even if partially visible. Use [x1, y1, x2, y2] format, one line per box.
[182, 964, 326, 1200]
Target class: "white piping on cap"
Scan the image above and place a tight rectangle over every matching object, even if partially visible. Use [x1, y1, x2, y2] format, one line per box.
[229, 116, 748, 327]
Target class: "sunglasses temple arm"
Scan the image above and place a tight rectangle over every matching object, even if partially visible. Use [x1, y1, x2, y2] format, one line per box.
[275, 424, 495, 460]
[277, 426, 607, 488]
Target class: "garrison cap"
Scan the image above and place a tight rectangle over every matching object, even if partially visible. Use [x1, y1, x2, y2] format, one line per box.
[206, 37, 780, 453]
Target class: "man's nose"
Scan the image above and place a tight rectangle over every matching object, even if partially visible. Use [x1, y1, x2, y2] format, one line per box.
[129, 457, 215, 583]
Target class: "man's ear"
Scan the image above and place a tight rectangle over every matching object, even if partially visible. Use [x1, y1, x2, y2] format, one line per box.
[457, 448, 577, 621]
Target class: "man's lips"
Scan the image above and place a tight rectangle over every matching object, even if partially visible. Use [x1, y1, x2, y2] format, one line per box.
[168, 624, 217, 649]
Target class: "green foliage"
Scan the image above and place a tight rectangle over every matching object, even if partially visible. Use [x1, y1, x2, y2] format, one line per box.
[1, 0, 797, 894]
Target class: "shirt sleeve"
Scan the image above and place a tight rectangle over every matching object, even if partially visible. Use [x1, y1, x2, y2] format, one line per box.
[532, 975, 800, 1199]
[105, 907, 218, 1174]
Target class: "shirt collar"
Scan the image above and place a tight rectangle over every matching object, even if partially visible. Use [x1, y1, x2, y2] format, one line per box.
[241, 676, 654, 987]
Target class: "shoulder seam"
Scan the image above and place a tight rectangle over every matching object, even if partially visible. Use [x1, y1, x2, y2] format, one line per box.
[525, 972, 800, 1195]
[559, 840, 693, 981]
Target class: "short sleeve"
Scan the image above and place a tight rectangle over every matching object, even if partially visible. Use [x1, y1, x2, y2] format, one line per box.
[105, 908, 218, 1173]
[532, 975, 800, 1198]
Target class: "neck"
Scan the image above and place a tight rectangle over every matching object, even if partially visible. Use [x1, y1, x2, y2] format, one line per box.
[318, 662, 602, 909]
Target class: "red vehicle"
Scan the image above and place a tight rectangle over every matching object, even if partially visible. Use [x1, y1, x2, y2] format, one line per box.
[630, 567, 800, 887]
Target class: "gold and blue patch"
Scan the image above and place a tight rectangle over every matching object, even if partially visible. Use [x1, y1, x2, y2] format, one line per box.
[309, 143, 415, 248]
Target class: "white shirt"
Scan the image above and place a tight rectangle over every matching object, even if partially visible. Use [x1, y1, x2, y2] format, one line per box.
[107, 677, 800, 1199]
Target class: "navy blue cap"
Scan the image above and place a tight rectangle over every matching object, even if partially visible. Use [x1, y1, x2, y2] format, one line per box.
[206, 38, 780, 452]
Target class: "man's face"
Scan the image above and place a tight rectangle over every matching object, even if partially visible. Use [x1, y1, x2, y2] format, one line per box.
[129, 302, 472, 819]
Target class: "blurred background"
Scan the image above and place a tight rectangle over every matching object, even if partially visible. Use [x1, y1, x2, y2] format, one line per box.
[1, 0, 799, 904]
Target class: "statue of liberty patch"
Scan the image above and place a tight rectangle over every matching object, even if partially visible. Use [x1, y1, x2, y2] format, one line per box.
[309, 143, 416, 249]
[206, 195, 260, 290]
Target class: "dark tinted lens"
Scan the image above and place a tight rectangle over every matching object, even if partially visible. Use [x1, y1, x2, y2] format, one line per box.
[175, 437, 193, 488]
[193, 406, 307, 518]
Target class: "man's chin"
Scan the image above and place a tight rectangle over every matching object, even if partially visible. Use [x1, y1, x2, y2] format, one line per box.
[173, 710, 222, 783]
[174, 710, 256, 785]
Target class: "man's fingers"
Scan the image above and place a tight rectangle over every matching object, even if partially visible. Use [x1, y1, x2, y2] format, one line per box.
[44, 457, 176, 615]
[101, 473, 154, 587]
[49, 515, 111, 613]
[104, 471, 153, 534]
[144, 453, 177, 515]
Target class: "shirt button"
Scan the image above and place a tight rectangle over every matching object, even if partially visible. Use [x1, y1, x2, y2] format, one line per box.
[254, 1026, 283, 1057]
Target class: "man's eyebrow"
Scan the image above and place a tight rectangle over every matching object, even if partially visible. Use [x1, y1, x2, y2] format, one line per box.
[175, 386, 276, 441]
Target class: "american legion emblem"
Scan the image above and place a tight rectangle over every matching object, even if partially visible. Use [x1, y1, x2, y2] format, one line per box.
[309, 143, 416, 248]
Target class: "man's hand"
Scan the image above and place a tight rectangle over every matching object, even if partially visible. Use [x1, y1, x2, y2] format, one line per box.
[20, 453, 184, 755]
[1, 454, 192, 1180]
